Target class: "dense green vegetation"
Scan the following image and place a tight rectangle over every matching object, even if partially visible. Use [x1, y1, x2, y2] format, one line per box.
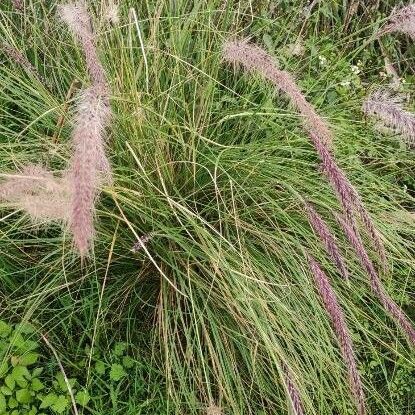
[0, 1, 414, 414]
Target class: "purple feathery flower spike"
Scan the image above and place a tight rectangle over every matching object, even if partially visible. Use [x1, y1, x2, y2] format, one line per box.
[337, 214, 415, 346]
[223, 39, 333, 147]
[59, 2, 112, 256]
[68, 86, 111, 256]
[281, 363, 305, 415]
[11, 0, 23, 11]
[59, 1, 107, 93]
[363, 89, 415, 147]
[308, 256, 366, 415]
[305, 203, 348, 279]
[379, 4, 415, 40]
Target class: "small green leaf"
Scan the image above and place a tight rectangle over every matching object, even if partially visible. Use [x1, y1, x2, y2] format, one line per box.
[16, 388, 32, 404]
[122, 356, 135, 369]
[0, 360, 9, 377]
[19, 352, 39, 366]
[11, 333, 26, 351]
[0, 386, 12, 396]
[5, 374, 14, 390]
[94, 360, 105, 375]
[113, 342, 127, 356]
[51, 395, 69, 414]
[54, 372, 75, 392]
[32, 368, 43, 377]
[109, 363, 126, 382]
[24, 340, 39, 352]
[8, 396, 18, 409]
[0, 321, 12, 338]
[11, 366, 31, 387]
[0, 394, 6, 413]
[39, 393, 57, 409]
[31, 378, 44, 392]
[15, 322, 35, 334]
[75, 390, 90, 407]
[10, 356, 19, 367]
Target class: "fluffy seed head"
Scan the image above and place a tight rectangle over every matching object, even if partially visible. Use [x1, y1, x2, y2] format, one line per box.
[305, 203, 348, 279]
[308, 255, 366, 415]
[59, 1, 107, 90]
[363, 89, 415, 147]
[68, 86, 111, 256]
[0, 165, 70, 222]
[380, 4, 415, 39]
[12, 0, 23, 11]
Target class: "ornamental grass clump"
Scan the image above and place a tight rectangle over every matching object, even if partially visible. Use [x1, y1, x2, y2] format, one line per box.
[308, 255, 366, 415]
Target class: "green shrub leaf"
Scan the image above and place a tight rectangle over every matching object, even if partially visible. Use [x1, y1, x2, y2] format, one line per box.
[122, 356, 135, 369]
[0, 322, 12, 338]
[39, 393, 57, 409]
[0, 386, 12, 396]
[0, 394, 6, 413]
[19, 352, 39, 366]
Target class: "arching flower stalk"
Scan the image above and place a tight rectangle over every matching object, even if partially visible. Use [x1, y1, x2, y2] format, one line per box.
[223, 39, 386, 265]
[337, 214, 415, 346]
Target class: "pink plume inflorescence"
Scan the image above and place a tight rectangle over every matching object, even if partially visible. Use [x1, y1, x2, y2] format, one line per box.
[0, 165, 70, 222]
[59, 1, 112, 256]
[223, 39, 333, 147]
[308, 256, 366, 415]
[59, 1, 107, 92]
[281, 363, 305, 415]
[363, 89, 415, 147]
[68, 86, 111, 255]
[305, 203, 348, 279]
[379, 4, 415, 39]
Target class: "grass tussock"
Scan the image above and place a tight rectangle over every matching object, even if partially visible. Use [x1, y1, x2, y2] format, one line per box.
[0, 1, 414, 415]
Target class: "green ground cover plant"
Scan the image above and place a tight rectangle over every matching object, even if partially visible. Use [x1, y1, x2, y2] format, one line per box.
[0, 1, 414, 414]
